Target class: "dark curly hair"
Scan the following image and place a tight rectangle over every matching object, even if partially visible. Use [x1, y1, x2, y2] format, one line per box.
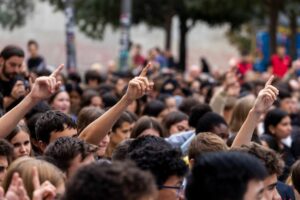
[62, 161, 157, 200]
[233, 142, 284, 176]
[128, 138, 188, 186]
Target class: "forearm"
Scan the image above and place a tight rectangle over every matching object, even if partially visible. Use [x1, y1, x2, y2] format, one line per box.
[0, 95, 38, 138]
[231, 109, 261, 148]
[79, 96, 132, 145]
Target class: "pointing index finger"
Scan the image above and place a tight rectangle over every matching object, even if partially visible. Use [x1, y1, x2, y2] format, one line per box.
[139, 63, 151, 77]
[50, 64, 64, 78]
[265, 75, 274, 87]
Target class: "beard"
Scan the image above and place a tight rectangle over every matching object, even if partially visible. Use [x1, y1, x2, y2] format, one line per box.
[2, 61, 17, 80]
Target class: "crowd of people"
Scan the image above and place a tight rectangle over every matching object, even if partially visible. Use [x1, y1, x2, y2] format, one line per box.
[0, 40, 300, 200]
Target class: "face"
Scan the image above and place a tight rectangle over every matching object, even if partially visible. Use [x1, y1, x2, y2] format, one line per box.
[243, 180, 265, 200]
[0, 56, 24, 80]
[280, 98, 293, 114]
[49, 127, 78, 144]
[28, 44, 38, 57]
[67, 153, 95, 177]
[158, 175, 184, 200]
[97, 134, 110, 157]
[10, 131, 31, 159]
[69, 91, 81, 108]
[116, 79, 126, 95]
[51, 91, 71, 114]
[110, 122, 133, 145]
[0, 156, 8, 184]
[139, 128, 161, 138]
[211, 123, 229, 141]
[277, 46, 286, 57]
[263, 174, 281, 200]
[165, 97, 177, 110]
[90, 96, 103, 108]
[169, 120, 189, 135]
[271, 116, 292, 139]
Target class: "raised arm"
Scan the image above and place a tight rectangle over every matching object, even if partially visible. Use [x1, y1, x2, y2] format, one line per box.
[79, 63, 153, 145]
[231, 76, 278, 148]
[0, 65, 63, 138]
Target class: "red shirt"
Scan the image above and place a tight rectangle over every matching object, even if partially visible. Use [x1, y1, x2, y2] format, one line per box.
[237, 61, 253, 75]
[271, 55, 291, 78]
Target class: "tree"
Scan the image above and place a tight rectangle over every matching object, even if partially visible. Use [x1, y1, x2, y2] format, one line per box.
[0, 0, 34, 30]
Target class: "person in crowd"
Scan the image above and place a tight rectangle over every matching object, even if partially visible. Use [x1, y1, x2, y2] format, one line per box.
[269, 45, 291, 78]
[62, 161, 157, 200]
[2, 157, 65, 199]
[44, 137, 97, 178]
[185, 151, 267, 200]
[80, 89, 103, 109]
[261, 108, 294, 181]
[0, 139, 13, 184]
[105, 111, 136, 158]
[128, 136, 188, 200]
[162, 111, 189, 136]
[291, 160, 300, 200]
[130, 116, 165, 138]
[6, 125, 31, 159]
[65, 83, 83, 116]
[236, 143, 294, 200]
[48, 90, 71, 114]
[27, 40, 46, 72]
[0, 45, 25, 109]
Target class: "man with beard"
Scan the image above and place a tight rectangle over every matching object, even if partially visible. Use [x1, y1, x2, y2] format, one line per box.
[0, 45, 25, 109]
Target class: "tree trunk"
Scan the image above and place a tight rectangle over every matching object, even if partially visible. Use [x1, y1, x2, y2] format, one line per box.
[164, 15, 172, 50]
[289, 11, 297, 60]
[268, 0, 279, 54]
[179, 16, 188, 72]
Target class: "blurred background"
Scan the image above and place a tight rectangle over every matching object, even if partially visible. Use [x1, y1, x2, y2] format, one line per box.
[0, 0, 299, 73]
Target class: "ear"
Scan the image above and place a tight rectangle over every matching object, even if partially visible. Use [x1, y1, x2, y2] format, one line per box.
[38, 140, 47, 153]
[268, 125, 276, 135]
[189, 158, 195, 169]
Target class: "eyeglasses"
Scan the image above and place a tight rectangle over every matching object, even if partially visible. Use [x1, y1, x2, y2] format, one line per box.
[159, 184, 185, 198]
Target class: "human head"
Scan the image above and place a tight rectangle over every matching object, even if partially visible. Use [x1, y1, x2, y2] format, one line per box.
[0, 139, 13, 184]
[277, 45, 286, 57]
[277, 89, 293, 114]
[291, 160, 300, 195]
[188, 132, 228, 167]
[3, 157, 65, 199]
[81, 89, 103, 109]
[0, 45, 24, 80]
[188, 104, 212, 128]
[185, 152, 267, 200]
[264, 108, 291, 140]
[84, 69, 102, 88]
[27, 40, 39, 57]
[178, 97, 201, 116]
[65, 83, 83, 114]
[6, 125, 31, 159]
[49, 90, 71, 114]
[131, 116, 165, 138]
[35, 110, 77, 152]
[111, 139, 134, 161]
[196, 112, 229, 140]
[129, 140, 188, 200]
[142, 100, 166, 117]
[235, 143, 284, 200]
[44, 137, 97, 177]
[110, 111, 136, 147]
[229, 95, 255, 133]
[62, 161, 158, 200]
[163, 111, 189, 136]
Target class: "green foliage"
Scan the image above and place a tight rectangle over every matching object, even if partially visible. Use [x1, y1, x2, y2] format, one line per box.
[0, 0, 34, 30]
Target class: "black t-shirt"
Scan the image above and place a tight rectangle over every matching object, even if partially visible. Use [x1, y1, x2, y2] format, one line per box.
[0, 78, 14, 97]
[27, 56, 46, 71]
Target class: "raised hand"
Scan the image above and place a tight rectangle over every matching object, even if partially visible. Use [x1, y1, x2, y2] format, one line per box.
[123, 63, 153, 103]
[28, 64, 63, 102]
[32, 167, 56, 200]
[253, 75, 279, 114]
[3, 172, 29, 200]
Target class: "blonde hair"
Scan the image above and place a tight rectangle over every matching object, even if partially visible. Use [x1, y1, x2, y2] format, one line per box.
[229, 95, 255, 134]
[3, 157, 65, 199]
